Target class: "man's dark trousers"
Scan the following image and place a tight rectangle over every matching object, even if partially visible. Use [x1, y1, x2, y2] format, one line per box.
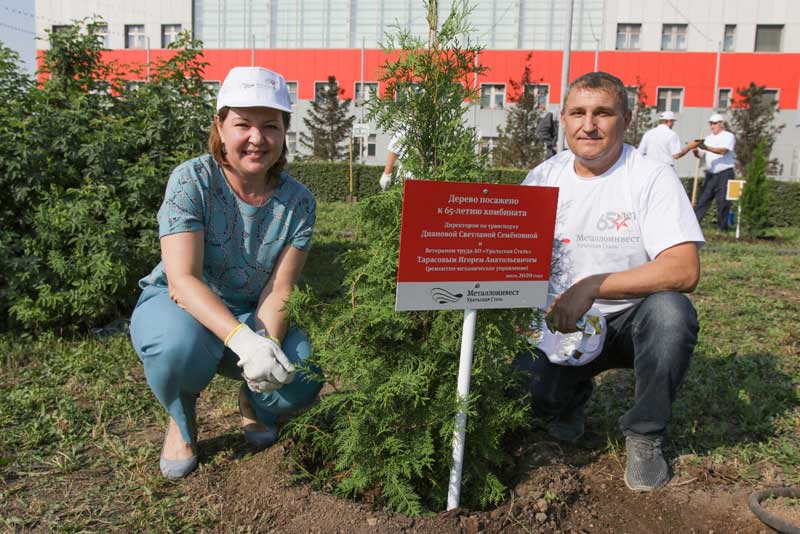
[694, 168, 734, 231]
[515, 291, 699, 438]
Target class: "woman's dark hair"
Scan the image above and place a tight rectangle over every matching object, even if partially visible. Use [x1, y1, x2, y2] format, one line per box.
[208, 107, 292, 180]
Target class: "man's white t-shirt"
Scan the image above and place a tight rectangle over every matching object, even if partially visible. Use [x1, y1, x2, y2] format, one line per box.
[637, 124, 682, 167]
[703, 129, 736, 173]
[522, 145, 705, 316]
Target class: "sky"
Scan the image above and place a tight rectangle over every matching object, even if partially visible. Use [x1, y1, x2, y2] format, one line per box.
[0, 0, 36, 74]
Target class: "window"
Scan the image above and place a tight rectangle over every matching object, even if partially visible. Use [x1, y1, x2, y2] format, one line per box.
[396, 83, 421, 103]
[480, 84, 505, 109]
[616, 23, 641, 50]
[95, 23, 109, 47]
[625, 86, 639, 111]
[717, 88, 731, 110]
[125, 25, 146, 49]
[354, 134, 377, 157]
[480, 137, 498, 164]
[723, 25, 736, 51]
[524, 84, 549, 108]
[287, 132, 298, 154]
[125, 81, 145, 92]
[755, 25, 783, 52]
[314, 80, 338, 103]
[661, 24, 687, 50]
[759, 89, 779, 108]
[161, 24, 182, 48]
[51, 25, 70, 34]
[354, 82, 378, 104]
[286, 81, 298, 104]
[656, 88, 683, 113]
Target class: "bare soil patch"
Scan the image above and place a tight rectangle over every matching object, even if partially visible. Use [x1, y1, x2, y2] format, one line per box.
[179, 429, 769, 533]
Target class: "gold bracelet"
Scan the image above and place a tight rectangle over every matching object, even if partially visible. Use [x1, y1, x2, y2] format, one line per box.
[224, 323, 246, 346]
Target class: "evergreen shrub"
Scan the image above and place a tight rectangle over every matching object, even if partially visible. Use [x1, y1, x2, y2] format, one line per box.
[285, 1, 536, 515]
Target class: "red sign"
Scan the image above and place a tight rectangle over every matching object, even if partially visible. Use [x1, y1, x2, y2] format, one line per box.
[396, 180, 558, 311]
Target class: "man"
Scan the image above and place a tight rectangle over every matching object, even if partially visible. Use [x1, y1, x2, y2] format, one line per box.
[378, 128, 408, 191]
[518, 71, 705, 492]
[693, 113, 737, 231]
[536, 106, 559, 159]
[637, 110, 701, 167]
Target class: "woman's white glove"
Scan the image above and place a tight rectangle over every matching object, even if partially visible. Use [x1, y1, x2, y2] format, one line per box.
[226, 324, 295, 393]
[379, 172, 392, 191]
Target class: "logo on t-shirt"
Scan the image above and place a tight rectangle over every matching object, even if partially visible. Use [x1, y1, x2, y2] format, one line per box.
[596, 211, 635, 232]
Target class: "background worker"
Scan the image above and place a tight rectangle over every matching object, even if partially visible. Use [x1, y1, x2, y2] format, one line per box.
[637, 110, 701, 167]
[378, 129, 407, 191]
[536, 106, 559, 159]
[693, 113, 737, 231]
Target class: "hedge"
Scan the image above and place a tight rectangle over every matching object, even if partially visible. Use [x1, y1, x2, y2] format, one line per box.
[288, 162, 800, 227]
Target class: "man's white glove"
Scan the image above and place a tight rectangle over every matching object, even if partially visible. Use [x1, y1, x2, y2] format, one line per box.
[379, 172, 392, 191]
[226, 324, 295, 393]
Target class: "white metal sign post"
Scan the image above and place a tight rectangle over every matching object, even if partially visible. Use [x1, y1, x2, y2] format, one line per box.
[447, 307, 477, 510]
[395, 180, 558, 510]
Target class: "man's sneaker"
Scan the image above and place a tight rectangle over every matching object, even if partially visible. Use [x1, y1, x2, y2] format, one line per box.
[624, 435, 670, 491]
[546, 409, 586, 443]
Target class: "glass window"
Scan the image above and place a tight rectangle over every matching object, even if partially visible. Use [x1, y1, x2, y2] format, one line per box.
[286, 82, 298, 104]
[524, 84, 549, 107]
[161, 24, 182, 48]
[480, 84, 505, 109]
[661, 24, 687, 50]
[761, 89, 779, 108]
[125, 25, 146, 49]
[125, 81, 145, 92]
[51, 25, 70, 34]
[717, 88, 731, 110]
[396, 83, 421, 103]
[94, 23, 109, 48]
[354, 134, 377, 158]
[755, 25, 783, 52]
[355, 82, 378, 104]
[287, 132, 298, 154]
[723, 25, 736, 51]
[480, 137, 497, 164]
[656, 88, 683, 113]
[314, 80, 338, 103]
[616, 23, 641, 50]
[625, 86, 639, 111]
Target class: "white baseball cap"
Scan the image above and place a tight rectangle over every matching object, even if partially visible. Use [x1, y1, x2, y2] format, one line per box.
[658, 110, 676, 121]
[708, 113, 725, 123]
[216, 67, 292, 113]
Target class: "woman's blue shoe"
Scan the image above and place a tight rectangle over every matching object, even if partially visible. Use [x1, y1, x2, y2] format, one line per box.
[239, 384, 278, 450]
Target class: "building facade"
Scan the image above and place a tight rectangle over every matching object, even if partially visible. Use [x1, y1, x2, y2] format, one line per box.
[36, 0, 800, 178]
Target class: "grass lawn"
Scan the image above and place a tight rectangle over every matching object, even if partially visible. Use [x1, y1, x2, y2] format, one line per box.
[1, 202, 798, 530]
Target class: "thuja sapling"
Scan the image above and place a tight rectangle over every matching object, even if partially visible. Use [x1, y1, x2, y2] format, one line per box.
[285, 1, 539, 515]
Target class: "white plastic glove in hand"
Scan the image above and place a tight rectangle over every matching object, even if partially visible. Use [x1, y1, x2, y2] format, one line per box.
[379, 172, 392, 191]
[226, 324, 296, 392]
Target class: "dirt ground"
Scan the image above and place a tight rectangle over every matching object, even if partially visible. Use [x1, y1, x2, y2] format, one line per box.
[181, 414, 777, 534]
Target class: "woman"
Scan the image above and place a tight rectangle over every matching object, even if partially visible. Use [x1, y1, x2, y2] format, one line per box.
[130, 66, 322, 480]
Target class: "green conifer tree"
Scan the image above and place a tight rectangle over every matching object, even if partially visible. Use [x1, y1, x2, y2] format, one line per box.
[731, 82, 785, 175]
[300, 75, 355, 161]
[492, 56, 545, 169]
[624, 77, 657, 146]
[286, 0, 533, 515]
[739, 141, 771, 238]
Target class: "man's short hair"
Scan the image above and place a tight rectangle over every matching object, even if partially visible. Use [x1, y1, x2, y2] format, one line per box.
[562, 71, 629, 115]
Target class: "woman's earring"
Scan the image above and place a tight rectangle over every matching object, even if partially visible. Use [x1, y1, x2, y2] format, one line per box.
[221, 143, 227, 155]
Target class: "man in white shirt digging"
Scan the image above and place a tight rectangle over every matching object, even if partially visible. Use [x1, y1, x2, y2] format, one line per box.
[637, 110, 701, 168]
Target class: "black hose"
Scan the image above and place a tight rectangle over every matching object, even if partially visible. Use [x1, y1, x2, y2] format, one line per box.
[748, 486, 800, 534]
